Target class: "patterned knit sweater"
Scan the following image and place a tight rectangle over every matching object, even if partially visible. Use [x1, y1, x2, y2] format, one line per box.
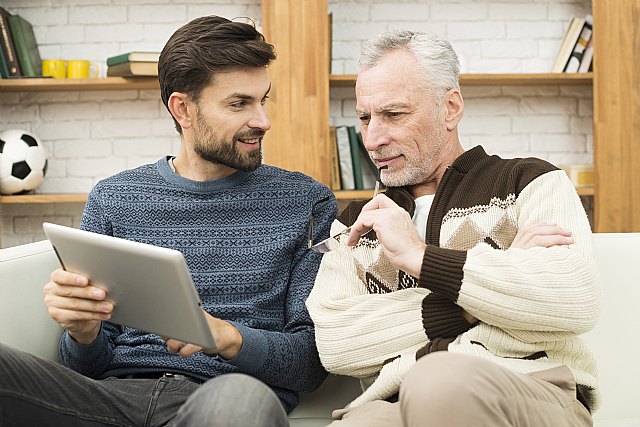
[58, 157, 337, 413]
[307, 146, 600, 411]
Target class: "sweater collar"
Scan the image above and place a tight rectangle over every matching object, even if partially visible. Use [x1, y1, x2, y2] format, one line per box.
[156, 156, 254, 193]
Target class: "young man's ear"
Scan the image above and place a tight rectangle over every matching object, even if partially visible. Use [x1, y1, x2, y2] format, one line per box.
[168, 92, 193, 130]
[444, 89, 464, 131]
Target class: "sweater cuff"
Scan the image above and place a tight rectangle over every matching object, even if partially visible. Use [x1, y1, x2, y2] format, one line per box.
[419, 245, 467, 301]
[62, 326, 108, 362]
[226, 321, 268, 373]
[421, 292, 472, 339]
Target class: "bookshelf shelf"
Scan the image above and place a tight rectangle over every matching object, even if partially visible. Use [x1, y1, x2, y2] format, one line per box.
[0, 73, 593, 93]
[0, 77, 159, 92]
[330, 73, 593, 88]
[0, 194, 88, 204]
[1, 188, 593, 205]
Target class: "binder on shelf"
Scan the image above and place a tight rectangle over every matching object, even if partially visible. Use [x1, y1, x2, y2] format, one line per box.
[551, 16, 586, 73]
[328, 127, 342, 190]
[356, 131, 377, 189]
[346, 126, 364, 190]
[564, 15, 592, 73]
[335, 126, 355, 190]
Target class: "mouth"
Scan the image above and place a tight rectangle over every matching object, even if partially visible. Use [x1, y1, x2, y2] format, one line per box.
[373, 155, 401, 168]
[237, 137, 262, 146]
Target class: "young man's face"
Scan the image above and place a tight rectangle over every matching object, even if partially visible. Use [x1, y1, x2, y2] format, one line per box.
[355, 49, 449, 188]
[191, 67, 272, 172]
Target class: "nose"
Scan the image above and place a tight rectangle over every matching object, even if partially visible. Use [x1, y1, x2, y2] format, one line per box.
[362, 117, 389, 152]
[248, 105, 271, 131]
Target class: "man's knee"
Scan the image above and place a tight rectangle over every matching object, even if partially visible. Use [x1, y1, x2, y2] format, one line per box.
[400, 353, 490, 412]
[175, 373, 288, 427]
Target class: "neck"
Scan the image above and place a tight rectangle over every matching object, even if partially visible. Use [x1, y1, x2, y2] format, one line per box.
[408, 138, 465, 198]
[173, 145, 238, 182]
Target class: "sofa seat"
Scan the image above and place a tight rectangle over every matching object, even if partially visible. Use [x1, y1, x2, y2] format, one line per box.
[2, 234, 640, 426]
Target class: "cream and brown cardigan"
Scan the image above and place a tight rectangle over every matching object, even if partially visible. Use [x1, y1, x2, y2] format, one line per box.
[306, 146, 600, 411]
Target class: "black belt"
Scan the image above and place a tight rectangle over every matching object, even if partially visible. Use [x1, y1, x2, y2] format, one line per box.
[118, 372, 203, 384]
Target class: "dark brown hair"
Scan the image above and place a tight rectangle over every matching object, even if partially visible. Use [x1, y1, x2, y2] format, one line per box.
[158, 16, 276, 133]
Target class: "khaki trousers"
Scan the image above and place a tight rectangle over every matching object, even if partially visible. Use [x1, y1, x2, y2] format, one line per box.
[328, 352, 592, 427]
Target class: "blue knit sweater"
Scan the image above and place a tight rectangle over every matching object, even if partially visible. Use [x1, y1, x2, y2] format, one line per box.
[58, 157, 337, 413]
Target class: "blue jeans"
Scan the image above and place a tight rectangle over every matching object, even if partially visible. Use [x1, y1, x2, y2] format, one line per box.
[0, 343, 288, 426]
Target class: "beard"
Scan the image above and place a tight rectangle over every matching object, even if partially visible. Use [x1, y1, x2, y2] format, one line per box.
[377, 129, 448, 188]
[193, 113, 264, 172]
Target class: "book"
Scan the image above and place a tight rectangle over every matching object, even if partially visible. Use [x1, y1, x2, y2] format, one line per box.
[7, 14, 41, 77]
[356, 131, 378, 189]
[0, 7, 21, 76]
[551, 16, 586, 73]
[106, 51, 160, 67]
[346, 126, 364, 190]
[564, 15, 592, 73]
[578, 36, 594, 73]
[0, 48, 8, 77]
[328, 127, 342, 190]
[335, 126, 355, 190]
[107, 61, 158, 77]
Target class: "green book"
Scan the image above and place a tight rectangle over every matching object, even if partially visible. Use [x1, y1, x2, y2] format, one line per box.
[356, 131, 378, 189]
[7, 14, 41, 76]
[0, 46, 9, 77]
[346, 126, 364, 190]
[106, 51, 160, 66]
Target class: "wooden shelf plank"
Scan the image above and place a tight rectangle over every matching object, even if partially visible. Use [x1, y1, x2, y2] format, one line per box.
[330, 72, 593, 87]
[0, 194, 88, 204]
[0, 73, 593, 93]
[0, 77, 159, 92]
[0, 188, 594, 204]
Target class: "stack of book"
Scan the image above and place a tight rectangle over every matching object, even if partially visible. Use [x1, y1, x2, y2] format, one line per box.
[329, 126, 378, 191]
[106, 51, 160, 77]
[0, 7, 42, 78]
[551, 14, 594, 73]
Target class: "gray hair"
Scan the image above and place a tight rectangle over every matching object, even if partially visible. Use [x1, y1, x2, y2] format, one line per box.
[359, 30, 460, 97]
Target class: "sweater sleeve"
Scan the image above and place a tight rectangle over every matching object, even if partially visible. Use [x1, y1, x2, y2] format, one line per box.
[421, 170, 599, 341]
[226, 183, 336, 393]
[58, 184, 119, 374]
[306, 219, 429, 378]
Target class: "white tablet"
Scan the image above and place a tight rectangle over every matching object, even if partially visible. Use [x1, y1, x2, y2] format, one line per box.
[42, 222, 216, 349]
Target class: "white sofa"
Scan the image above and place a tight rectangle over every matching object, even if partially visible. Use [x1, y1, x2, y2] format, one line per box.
[1, 234, 639, 426]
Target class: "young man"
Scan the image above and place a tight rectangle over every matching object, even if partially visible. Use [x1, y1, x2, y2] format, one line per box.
[0, 16, 336, 426]
[307, 30, 598, 426]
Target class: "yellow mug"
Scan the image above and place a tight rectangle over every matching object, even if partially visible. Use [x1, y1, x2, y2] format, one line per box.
[42, 59, 66, 78]
[67, 59, 99, 79]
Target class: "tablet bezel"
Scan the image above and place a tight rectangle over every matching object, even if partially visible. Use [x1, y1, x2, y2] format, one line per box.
[42, 222, 216, 349]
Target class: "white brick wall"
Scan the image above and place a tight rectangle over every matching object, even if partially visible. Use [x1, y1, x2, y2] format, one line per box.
[0, 0, 592, 246]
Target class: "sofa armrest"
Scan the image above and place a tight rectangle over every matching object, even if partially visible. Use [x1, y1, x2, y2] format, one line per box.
[0, 240, 63, 361]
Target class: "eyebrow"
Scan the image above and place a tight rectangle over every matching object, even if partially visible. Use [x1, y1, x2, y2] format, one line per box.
[356, 102, 410, 116]
[223, 84, 272, 102]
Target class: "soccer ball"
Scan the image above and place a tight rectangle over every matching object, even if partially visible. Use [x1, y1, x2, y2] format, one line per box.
[0, 129, 48, 195]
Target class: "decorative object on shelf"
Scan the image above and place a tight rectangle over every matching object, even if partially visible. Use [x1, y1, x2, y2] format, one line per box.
[66, 59, 98, 78]
[0, 129, 48, 195]
[41, 59, 66, 78]
[560, 164, 594, 188]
